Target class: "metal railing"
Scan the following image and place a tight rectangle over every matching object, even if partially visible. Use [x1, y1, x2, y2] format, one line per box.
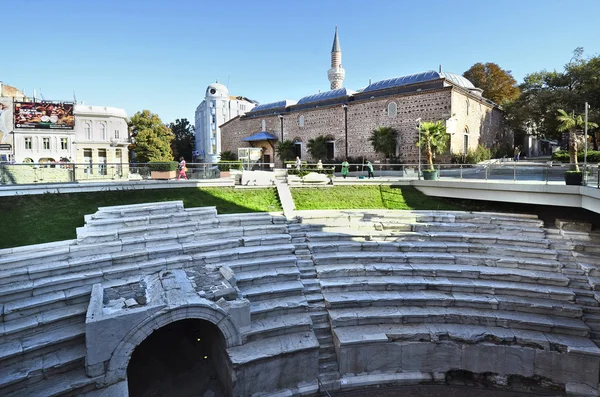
[1, 160, 599, 187]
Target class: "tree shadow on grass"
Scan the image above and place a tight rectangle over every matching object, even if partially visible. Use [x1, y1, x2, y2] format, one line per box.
[380, 185, 461, 211]
[0, 187, 281, 249]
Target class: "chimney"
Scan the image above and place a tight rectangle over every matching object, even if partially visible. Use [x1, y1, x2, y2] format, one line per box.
[439, 65, 442, 73]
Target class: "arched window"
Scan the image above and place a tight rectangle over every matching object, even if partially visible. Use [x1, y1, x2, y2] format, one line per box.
[84, 123, 92, 140]
[387, 102, 398, 118]
[261, 120, 266, 131]
[298, 115, 305, 127]
[100, 123, 107, 140]
[463, 127, 469, 154]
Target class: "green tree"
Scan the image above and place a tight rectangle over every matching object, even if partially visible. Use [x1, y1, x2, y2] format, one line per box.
[463, 62, 520, 104]
[556, 109, 598, 170]
[417, 121, 450, 170]
[129, 110, 174, 163]
[276, 140, 296, 162]
[219, 151, 236, 161]
[168, 118, 195, 161]
[368, 126, 398, 160]
[307, 135, 329, 160]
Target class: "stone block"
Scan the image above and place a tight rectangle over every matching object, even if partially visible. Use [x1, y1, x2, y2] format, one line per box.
[556, 219, 593, 233]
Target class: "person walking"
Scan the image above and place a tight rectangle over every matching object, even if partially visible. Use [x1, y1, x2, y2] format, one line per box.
[177, 157, 188, 180]
[295, 156, 302, 171]
[341, 159, 349, 179]
[366, 160, 374, 179]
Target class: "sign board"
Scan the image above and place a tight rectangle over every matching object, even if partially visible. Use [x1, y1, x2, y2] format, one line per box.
[14, 101, 75, 130]
[0, 144, 11, 151]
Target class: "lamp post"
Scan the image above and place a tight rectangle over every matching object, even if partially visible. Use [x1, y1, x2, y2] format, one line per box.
[584, 102, 589, 185]
[278, 114, 284, 166]
[342, 104, 348, 158]
[415, 118, 422, 180]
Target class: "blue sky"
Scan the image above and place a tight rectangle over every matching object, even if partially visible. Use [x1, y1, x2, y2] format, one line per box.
[2, 0, 599, 124]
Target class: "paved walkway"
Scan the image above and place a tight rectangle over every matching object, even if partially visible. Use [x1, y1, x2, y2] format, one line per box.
[275, 181, 296, 219]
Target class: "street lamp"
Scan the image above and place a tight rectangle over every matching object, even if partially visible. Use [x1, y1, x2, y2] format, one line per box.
[342, 104, 348, 158]
[415, 118, 422, 180]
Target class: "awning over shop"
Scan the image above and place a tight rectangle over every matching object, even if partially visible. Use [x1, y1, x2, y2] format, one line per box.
[242, 131, 278, 142]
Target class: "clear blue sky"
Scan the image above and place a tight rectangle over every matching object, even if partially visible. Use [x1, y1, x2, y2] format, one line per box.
[2, 0, 599, 124]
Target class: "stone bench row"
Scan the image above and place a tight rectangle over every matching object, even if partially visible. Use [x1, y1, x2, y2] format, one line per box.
[75, 212, 283, 245]
[328, 305, 589, 337]
[0, 244, 296, 303]
[333, 323, 600, 390]
[88, 200, 186, 219]
[322, 290, 582, 318]
[0, 218, 287, 271]
[319, 276, 575, 303]
[81, 206, 219, 231]
[3, 367, 96, 397]
[0, 233, 293, 291]
[305, 230, 552, 249]
[313, 251, 562, 273]
[309, 240, 558, 261]
[315, 262, 568, 287]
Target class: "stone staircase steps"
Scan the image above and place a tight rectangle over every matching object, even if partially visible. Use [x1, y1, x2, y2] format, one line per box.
[250, 295, 309, 321]
[240, 280, 305, 301]
[3, 366, 97, 397]
[319, 276, 575, 303]
[322, 290, 582, 318]
[89, 200, 185, 219]
[82, 206, 218, 230]
[0, 343, 86, 394]
[227, 331, 319, 367]
[245, 313, 313, 342]
[315, 262, 569, 287]
[328, 306, 589, 337]
[235, 267, 300, 288]
[222, 254, 298, 273]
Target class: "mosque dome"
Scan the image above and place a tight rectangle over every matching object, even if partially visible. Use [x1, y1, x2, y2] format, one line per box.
[205, 82, 229, 99]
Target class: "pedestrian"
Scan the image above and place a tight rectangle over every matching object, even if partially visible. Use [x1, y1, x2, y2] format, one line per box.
[295, 156, 302, 171]
[316, 159, 323, 170]
[366, 160, 374, 179]
[177, 157, 188, 180]
[341, 159, 349, 179]
[514, 147, 521, 162]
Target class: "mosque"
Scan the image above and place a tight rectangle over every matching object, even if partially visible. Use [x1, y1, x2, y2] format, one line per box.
[219, 28, 510, 164]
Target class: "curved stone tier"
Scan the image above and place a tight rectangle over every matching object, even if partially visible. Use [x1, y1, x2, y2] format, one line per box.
[0, 205, 599, 396]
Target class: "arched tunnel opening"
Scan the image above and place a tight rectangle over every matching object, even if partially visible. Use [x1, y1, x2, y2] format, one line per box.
[127, 319, 231, 397]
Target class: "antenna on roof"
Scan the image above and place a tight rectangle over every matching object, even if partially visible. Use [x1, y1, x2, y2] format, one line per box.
[39, 89, 45, 101]
[439, 64, 442, 73]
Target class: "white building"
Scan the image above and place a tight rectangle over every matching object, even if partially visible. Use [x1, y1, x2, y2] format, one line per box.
[194, 82, 257, 163]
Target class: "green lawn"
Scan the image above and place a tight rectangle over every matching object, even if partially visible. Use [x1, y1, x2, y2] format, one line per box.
[292, 185, 469, 211]
[0, 187, 281, 249]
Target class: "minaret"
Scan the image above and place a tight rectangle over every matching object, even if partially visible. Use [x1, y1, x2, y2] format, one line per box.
[328, 26, 345, 90]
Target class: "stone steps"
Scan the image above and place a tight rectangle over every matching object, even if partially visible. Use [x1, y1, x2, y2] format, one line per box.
[245, 313, 313, 342]
[222, 254, 298, 274]
[235, 267, 300, 288]
[88, 200, 185, 219]
[0, 342, 86, 394]
[240, 280, 305, 301]
[309, 240, 558, 261]
[0, 303, 88, 344]
[319, 276, 575, 302]
[322, 290, 582, 318]
[328, 306, 589, 336]
[313, 251, 561, 272]
[227, 330, 319, 366]
[82, 206, 218, 230]
[249, 295, 309, 321]
[3, 366, 97, 397]
[315, 262, 568, 287]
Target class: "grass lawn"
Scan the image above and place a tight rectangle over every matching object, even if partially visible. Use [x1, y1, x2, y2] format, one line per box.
[0, 187, 281, 249]
[292, 185, 499, 211]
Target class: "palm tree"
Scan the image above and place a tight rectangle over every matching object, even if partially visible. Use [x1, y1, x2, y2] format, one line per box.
[369, 126, 398, 160]
[275, 140, 296, 162]
[556, 109, 598, 171]
[417, 121, 450, 171]
[307, 135, 329, 161]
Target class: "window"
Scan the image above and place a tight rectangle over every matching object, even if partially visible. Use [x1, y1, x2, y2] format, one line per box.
[463, 131, 469, 154]
[85, 123, 92, 140]
[261, 120, 266, 131]
[466, 99, 470, 115]
[83, 149, 93, 174]
[298, 115, 305, 127]
[100, 123, 107, 140]
[293, 140, 302, 158]
[61, 138, 68, 150]
[24, 137, 32, 150]
[98, 149, 107, 175]
[327, 140, 335, 159]
[43, 137, 50, 150]
[115, 130, 120, 139]
[387, 102, 398, 118]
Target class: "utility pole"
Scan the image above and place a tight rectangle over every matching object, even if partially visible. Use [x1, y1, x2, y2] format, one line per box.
[584, 102, 589, 185]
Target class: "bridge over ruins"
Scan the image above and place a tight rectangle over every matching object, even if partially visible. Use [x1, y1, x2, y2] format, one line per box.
[1, 201, 600, 396]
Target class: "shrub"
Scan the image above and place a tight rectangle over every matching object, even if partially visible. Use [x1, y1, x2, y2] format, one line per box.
[552, 150, 600, 163]
[452, 145, 491, 164]
[217, 161, 243, 171]
[147, 161, 178, 172]
[219, 151, 237, 161]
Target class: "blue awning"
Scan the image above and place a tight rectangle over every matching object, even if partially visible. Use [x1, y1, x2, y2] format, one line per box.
[242, 131, 279, 142]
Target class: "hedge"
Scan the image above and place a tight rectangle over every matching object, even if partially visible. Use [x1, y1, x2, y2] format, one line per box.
[147, 161, 178, 172]
[552, 150, 600, 163]
[217, 161, 243, 172]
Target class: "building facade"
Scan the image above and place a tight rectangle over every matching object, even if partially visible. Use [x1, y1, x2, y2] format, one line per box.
[219, 30, 509, 164]
[194, 82, 257, 163]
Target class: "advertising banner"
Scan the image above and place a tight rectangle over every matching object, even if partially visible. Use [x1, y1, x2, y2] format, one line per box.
[0, 98, 13, 145]
[14, 101, 74, 130]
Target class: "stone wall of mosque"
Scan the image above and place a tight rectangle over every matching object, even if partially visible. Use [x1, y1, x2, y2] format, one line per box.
[220, 87, 509, 164]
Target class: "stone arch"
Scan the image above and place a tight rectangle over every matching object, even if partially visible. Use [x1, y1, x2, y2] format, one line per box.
[104, 303, 241, 385]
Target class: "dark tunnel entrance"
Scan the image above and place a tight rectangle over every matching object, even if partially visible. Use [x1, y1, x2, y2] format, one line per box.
[127, 319, 230, 397]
